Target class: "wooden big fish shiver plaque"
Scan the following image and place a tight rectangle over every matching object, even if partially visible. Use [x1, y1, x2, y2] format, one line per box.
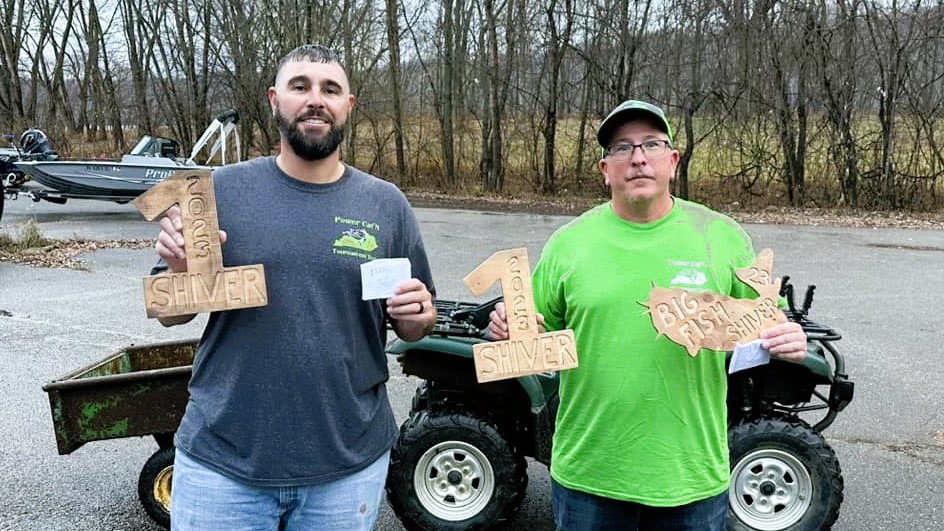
[645, 248, 785, 356]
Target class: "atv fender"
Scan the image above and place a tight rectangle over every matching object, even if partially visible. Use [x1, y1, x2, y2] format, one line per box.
[388, 337, 556, 409]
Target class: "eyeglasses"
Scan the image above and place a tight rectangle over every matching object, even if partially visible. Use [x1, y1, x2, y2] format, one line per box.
[606, 140, 672, 161]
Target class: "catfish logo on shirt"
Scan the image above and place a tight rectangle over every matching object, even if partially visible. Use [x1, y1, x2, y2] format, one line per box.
[332, 216, 380, 260]
[334, 228, 378, 252]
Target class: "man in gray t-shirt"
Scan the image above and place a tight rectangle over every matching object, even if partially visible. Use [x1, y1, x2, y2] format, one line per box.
[152, 44, 437, 531]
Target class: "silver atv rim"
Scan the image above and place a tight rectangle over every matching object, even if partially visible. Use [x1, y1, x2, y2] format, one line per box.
[413, 440, 495, 521]
[729, 448, 813, 530]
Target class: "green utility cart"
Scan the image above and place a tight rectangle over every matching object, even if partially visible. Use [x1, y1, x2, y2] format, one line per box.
[43, 339, 197, 528]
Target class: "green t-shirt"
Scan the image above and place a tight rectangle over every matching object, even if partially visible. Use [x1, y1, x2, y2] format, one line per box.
[532, 198, 757, 506]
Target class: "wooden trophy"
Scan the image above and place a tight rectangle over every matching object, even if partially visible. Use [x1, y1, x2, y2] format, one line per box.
[133, 169, 267, 318]
[463, 248, 578, 383]
[644, 248, 785, 356]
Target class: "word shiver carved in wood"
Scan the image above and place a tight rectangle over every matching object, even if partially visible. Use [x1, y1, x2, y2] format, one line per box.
[644, 248, 785, 357]
[463, 248, 578, 383]
[133, 170, 268, 318]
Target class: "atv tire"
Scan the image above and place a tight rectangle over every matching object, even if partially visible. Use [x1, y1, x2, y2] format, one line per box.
[387, 409, 527, 531]
[727, 417, 844, 531]
[138, 446, 174, 529]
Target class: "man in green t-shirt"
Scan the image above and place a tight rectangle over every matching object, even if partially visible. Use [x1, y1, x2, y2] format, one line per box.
[487, 100, 808, 530]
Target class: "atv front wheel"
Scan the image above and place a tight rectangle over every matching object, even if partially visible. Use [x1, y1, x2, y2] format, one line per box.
[138, 446, 174, 529]
[387, 409, 527, 530]
[727, 417, 843, 531]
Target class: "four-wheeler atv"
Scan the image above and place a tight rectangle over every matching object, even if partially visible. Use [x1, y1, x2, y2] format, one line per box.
[385, 277, 854, 531]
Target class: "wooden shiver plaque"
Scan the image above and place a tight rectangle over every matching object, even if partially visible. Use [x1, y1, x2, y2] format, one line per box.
[464, 248, 578, 383]
[133, 170, 268, 318]
[644, 248, 786, 356]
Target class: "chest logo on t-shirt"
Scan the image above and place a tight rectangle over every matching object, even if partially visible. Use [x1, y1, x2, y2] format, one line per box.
[332, 216, 380, 259]
[667, 259, 708, 289]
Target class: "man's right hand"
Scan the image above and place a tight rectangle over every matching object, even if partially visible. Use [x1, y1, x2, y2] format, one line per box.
[154, 205, 227, 273]
[486, 302, 545, 340]
[152, 205, 227, 327]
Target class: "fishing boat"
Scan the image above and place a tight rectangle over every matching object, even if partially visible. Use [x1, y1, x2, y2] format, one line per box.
[11, 110, 240, 205]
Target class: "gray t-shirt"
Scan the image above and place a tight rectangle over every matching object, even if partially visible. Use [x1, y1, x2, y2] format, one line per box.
[170, 157, 435, 486]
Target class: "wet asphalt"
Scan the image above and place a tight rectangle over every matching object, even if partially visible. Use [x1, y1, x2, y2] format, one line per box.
[0, 197, 942, 530]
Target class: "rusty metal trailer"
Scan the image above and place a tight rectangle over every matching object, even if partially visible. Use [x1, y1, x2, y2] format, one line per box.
[42, 339, 197, 528]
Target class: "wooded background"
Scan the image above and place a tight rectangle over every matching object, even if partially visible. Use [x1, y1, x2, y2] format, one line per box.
[2, 0, 943, 212]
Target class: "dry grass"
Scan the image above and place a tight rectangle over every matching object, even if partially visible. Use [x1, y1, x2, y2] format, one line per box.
[0, 220, 152, 270]
[0, 220, 50, 251]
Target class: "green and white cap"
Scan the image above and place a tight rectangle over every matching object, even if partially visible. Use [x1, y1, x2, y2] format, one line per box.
[596, 100, 673, 148]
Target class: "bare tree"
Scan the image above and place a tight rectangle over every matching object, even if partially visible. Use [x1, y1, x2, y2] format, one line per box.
[662, 0, 720, 200]
[210, 0, 276, 157]
[75, 0, 125, 149]
[3, 0, 944, 212]
[29, 0, 79, 139]
[863, 0, 922, 209]
[811, 0, 863, 207]
[0, 0, 30, 129]
[477, 0, 524, 192]
[339, 0, 385, 168]
[385, 0, 407, 182]
[895, 1, 944, 208]
[120, 0, 162, 136]
[537, 0, 575, 194]
[750, 2, 814, 206]
[146, 0, 215, 148]
[439, 0, 458, 184]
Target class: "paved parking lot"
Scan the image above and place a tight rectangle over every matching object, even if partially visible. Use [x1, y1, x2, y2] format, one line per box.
[1, 198, 943, 530]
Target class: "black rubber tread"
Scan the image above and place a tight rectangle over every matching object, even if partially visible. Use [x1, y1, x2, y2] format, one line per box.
[137, 446, 174, 529]
[387, 409, 528, 531]
[727, 416, 844, 531]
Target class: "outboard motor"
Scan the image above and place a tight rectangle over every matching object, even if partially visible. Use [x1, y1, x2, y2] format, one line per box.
[19, 128, 58, 159]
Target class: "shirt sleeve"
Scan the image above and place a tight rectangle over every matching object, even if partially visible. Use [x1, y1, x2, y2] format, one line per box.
[531, 242, 567, 332]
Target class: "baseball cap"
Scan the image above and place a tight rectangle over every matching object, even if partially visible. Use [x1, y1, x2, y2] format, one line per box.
[596, 100, 673, 148]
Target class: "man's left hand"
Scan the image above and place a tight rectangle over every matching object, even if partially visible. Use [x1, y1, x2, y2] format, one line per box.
[387, 278, 436, 341]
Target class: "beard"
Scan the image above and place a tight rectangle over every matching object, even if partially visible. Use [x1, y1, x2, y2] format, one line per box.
[275, 106, 345, 161]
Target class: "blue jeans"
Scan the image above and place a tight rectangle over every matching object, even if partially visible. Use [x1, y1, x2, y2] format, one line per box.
[170, 448, 390, 531]
[552, 479, 727, 531]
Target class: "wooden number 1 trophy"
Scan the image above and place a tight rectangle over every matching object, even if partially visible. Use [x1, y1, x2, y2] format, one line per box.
[463, 248, 578, 383]
[133, 170, 267, 318]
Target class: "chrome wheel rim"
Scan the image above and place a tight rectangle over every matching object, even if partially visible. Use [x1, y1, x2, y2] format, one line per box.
[729, 448, 812, 530]
[412, 440, 495, 521]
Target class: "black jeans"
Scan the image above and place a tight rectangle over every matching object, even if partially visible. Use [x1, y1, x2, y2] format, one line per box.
[552, 478, 727, 531]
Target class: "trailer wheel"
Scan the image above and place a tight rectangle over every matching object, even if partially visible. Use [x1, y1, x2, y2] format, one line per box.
[153, 432, 175, 449]
[138, 446, 174, 529]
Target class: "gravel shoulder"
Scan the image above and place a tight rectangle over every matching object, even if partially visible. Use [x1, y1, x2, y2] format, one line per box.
[405, 191, 944, 230]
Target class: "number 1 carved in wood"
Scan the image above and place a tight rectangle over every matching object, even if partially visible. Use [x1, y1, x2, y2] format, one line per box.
[463, 247, 578, 383]
[133, 169, 268, 318]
